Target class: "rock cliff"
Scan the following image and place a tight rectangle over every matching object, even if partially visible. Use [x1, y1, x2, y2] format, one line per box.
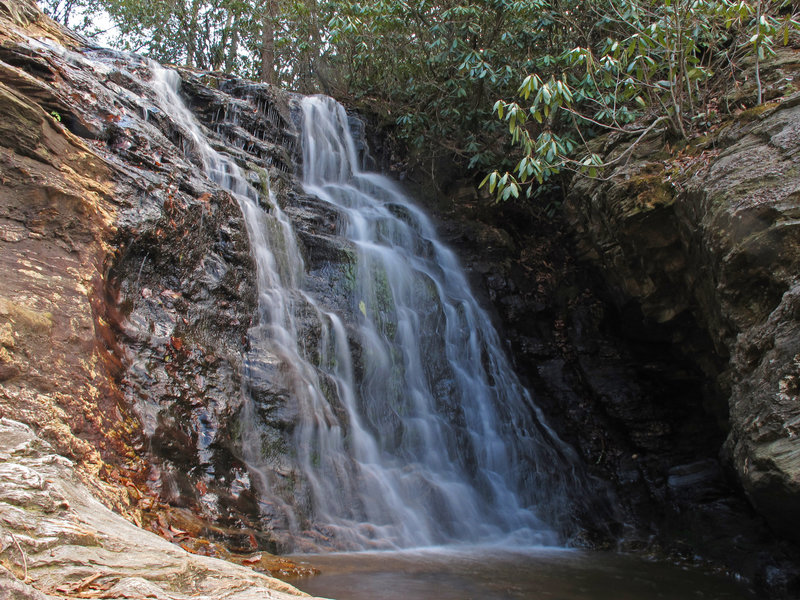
[566, 92, 800, 543]
[0, 1, 320, 596]
[410, 63, 800, 594]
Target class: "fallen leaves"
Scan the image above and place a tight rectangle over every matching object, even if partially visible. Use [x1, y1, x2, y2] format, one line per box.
[241, 553, 263, 566]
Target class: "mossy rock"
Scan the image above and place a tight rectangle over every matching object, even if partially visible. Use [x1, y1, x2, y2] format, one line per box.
[606, 167, 675, 220]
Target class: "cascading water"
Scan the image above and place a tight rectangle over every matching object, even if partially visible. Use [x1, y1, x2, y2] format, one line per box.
[137, 63, 585, 550]
[294, 96, 583, 548]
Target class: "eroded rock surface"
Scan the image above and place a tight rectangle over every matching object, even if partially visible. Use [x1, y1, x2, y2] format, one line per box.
[0, 0, 140, 521]
[0, 0, 321, 594]
[552, 87, 800, 594]
[0, 418, 316, 599]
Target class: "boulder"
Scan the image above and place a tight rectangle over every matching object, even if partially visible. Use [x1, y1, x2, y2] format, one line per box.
[0, 418, 319, 599]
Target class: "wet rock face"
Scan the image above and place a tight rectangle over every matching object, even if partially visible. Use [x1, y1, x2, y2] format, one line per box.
[559, 94, 800, 589]
[0, 0, 315, 556]
[104, 73, 308, 547]
[0, 9, 145, 521]
[110, 181, 259, 526]
[393, 97, 800, 589]
[433, 201, 741, 544]
[0, 0, 325, 590]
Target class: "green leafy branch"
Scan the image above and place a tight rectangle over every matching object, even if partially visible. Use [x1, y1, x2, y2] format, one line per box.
[483, 0, 800, 203]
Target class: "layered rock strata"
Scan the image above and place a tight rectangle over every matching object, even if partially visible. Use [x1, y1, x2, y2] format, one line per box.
[566, 94, 800, 545]
[0, 1, 320, 596]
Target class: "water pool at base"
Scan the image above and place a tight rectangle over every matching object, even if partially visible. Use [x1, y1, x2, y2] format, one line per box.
[288, 548, 754, 600]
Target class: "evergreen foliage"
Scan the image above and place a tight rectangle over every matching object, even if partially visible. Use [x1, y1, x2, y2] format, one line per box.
[38, 0, 800, 199]
[483, 0, 800, 200]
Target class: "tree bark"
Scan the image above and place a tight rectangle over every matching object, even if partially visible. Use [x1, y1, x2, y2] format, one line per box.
[755, 0, 763, 104]
[305, 0, 335, 93]
[214, 9, 233, 71]
[225, 15, 239, 74]
[185, 0, 203, 68]
[260, 0, 276, 84]
[61, 0, 77, 27]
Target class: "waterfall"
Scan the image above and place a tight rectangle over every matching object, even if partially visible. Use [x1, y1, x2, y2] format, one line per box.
[142, 67, 583, 550]
[294, 96, 582, 549]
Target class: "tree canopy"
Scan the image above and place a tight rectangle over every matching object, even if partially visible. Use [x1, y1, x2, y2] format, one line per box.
[39, 0, 800, 199]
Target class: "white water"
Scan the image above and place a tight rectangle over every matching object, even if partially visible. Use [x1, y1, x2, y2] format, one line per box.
[290, 96, 581, 548]
[138, 67, 582, 550]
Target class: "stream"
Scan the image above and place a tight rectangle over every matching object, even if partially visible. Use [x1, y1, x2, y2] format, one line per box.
[289, 548, 754, 600]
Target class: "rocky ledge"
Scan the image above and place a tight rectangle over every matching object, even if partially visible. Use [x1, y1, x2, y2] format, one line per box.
[0, 418, 315, 600]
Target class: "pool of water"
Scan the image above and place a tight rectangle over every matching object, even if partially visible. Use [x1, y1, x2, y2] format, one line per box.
[288, 547, 754, 600]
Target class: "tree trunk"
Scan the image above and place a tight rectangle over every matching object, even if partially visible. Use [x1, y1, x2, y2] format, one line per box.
[185, 0, 202, 68]
[300, 0, 320, 91]
[225, 16, 239, 74]
[61, 0, 76, 27]
[260, 0, 276, 84]
[755, 0, 763, 104]
[215, 10, 233, 71]
[305, 0, 335, 93]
